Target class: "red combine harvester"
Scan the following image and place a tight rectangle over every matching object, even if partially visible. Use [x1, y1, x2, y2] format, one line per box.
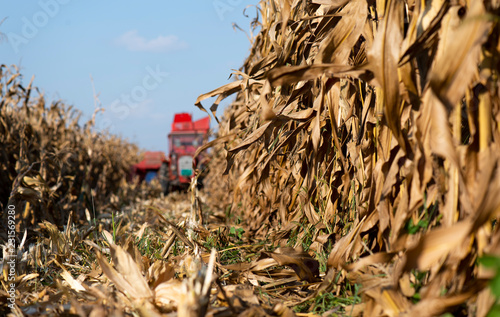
[160, 113, 210, 194]
[131, 113, 210, 194]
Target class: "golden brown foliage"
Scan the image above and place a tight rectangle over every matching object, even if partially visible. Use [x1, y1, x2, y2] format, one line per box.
[1, 65, 315, 316]
[0, 65, 141, 236]
[199, 0, 500, 314]
[3, 0, 500, 315]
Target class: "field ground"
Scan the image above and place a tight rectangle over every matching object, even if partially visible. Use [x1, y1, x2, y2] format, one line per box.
[3, 186, 362, 316]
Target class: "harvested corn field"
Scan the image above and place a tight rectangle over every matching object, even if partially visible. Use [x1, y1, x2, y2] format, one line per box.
[2, 0, 500, 316]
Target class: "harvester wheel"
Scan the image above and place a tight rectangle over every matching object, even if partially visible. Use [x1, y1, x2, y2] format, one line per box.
[159, 163, 170, 195]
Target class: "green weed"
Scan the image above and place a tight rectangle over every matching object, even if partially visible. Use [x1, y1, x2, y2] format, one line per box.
[479, 255, 500, 316]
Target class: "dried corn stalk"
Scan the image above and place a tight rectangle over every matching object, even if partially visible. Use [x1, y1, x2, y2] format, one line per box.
[199, 0, 500, 314]
[0, 65, 141, 238]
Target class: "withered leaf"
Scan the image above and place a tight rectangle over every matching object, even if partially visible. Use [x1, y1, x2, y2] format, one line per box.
[266, 247, 320, 282]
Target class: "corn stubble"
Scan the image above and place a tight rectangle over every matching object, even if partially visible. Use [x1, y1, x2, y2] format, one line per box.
[198, 0, 500, 315]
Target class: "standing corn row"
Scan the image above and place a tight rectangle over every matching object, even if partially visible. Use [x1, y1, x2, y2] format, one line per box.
[198, 0, 500, 314]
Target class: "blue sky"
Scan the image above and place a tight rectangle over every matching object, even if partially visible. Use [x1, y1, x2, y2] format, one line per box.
[0, 0, 259, 151]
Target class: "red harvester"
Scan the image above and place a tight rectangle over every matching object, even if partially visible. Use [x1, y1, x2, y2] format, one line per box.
[131, 113, 210, 194]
